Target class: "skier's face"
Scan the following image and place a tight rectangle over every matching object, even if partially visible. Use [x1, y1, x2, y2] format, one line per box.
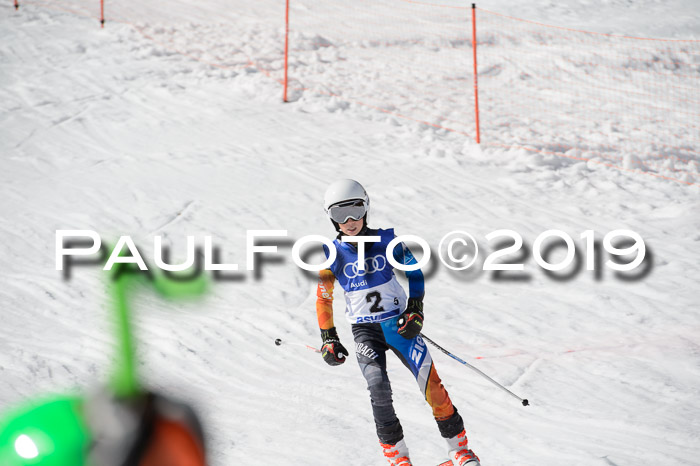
[339, 217, 364, 236]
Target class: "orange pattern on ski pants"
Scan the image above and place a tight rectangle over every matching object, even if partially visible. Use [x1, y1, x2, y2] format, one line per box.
[425, 363, 455, 420]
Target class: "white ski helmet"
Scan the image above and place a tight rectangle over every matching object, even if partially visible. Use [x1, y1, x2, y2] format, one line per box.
[324, 179, 370, 230]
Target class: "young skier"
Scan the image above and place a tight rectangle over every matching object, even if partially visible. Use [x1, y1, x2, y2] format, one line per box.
[315, 179, 481, 466]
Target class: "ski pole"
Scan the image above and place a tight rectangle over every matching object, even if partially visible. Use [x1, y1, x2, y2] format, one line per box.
[274, 338, 321, 353]
[420, 333, 529, 406]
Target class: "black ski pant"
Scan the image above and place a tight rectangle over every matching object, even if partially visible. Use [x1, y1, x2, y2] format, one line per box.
[351, 317, 464, 445]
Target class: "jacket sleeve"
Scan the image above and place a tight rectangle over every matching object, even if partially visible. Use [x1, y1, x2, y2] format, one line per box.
[316, 268, 336, 330]
[392, 241, 425, 299]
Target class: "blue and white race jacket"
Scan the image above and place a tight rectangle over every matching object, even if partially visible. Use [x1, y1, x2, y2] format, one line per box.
[323, 228, 423, 324]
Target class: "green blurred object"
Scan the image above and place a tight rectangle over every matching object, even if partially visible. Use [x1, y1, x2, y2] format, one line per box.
[109, 265, 209, 397]
[152, 271, 208, 299]
[0, 397, 90, 465]
[0, 250, 210, 465]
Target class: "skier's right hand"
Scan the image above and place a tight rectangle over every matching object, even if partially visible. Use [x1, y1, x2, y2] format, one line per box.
[321, 327, 348, 366]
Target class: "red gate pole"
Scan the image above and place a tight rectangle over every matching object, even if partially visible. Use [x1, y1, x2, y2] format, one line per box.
[471, 3, 481, 144]
[100, 0, 104, 27]
[283, 0, 290, 102]
[14, 0, 19, 10]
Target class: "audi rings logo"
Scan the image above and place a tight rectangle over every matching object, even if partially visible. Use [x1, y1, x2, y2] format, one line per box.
[344, 255, 387, 278]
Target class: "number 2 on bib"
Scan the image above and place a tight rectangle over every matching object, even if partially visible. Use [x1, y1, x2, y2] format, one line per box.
[365, 292, 400, 313]
[365, 291, 385, 313]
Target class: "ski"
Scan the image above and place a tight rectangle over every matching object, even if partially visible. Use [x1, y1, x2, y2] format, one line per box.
[436, 461, 453, 466]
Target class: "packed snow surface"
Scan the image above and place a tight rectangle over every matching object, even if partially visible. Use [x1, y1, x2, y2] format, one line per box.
[1, 0, 699, 465]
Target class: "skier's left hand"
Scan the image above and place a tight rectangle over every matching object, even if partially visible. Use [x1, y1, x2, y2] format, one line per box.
[397, 298, 424, 339]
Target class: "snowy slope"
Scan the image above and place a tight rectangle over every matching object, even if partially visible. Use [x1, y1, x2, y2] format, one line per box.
[1, 1, 700, 465]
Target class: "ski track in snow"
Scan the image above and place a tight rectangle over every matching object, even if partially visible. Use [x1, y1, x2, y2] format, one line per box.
[1, 1, 700, 465]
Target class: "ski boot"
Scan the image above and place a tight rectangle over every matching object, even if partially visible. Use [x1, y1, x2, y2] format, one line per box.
[446, 429, 480, 466]
[380, 438, 412, 466]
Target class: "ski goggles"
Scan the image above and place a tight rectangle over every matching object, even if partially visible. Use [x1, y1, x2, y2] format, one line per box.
[328, 200, 367, 224]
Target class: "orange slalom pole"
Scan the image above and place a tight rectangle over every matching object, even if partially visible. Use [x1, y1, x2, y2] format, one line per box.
[14, 0, 19, 10]
[471, 3, 481, 144]
[100, 0, 104, 27]
[283, 0, 290, 102]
